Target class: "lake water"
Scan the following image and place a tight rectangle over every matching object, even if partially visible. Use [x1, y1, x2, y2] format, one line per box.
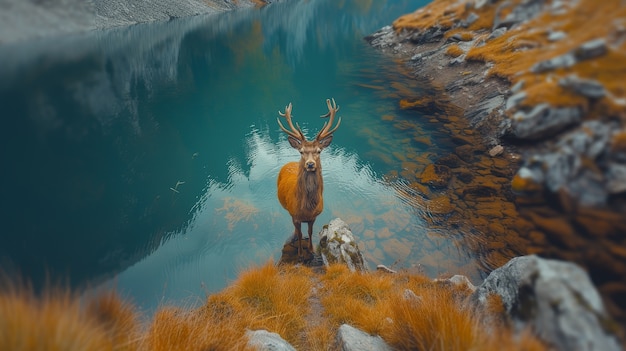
[0, 0, 492, 313]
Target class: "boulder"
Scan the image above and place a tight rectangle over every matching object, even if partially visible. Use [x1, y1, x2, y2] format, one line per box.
[318, 218, 367, 272]
[511, 104, 582, 140]
[246, 329, 296, 351]
[335, 324, 393, 351]
[471, 255, 621, 351]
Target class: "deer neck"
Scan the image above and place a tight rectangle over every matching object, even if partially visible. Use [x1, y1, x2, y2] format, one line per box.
[297, 165, 323, 213]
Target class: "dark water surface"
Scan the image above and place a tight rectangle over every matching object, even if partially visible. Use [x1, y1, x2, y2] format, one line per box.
[0, 0, 490, 313]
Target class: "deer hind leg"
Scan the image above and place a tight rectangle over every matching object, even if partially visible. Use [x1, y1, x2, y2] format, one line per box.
[292, 218, 303, 258]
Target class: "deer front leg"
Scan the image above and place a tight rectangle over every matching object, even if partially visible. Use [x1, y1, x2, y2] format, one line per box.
[306, 220, 315, 253]
[293, 218, 303, 258]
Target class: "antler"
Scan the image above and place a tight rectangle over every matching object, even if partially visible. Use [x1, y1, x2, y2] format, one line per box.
[316, 98, 341, 141]
[277, 103, 305, 140]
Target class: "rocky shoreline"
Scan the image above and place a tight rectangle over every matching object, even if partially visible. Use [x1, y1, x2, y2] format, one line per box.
[365, 0, 626, 331]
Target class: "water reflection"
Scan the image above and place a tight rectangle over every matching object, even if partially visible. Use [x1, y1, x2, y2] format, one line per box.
[105, 123, 477, 313]
[2, 0, 478, 311]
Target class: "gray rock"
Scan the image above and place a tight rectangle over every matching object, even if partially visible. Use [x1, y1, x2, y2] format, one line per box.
[493, 0, 544, 30]
[512, 104, 582, 140]
[557, 120, 613, 159]
[531, 53, 576, 72]
[319, 218, 367, 272]
[376, 264, 397, 274]
[436, 274, 477, 291]
[335, 324, 393, 351]
[409, 25, 445, 45]
[510, 80, 525, 94]
[246, 329, 297, 351]
[574, 38, 607, 60]
[559, 74, 606, 99]
[464, 94, 505, 126]
[472, 255, 621, 351]
[607, 162, 626, 194]
[487, 27, 507, 40]
[539, 147, 581, 192]
[364, 26, 397, 50]
[547, 30, 567, 42]
[506, 91, 527, 110]
[462, 12, 480, 27]
[565, 167, 608, 206]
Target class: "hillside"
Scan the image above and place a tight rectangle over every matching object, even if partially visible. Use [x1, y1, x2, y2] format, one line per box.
[367, 0, 626, 330]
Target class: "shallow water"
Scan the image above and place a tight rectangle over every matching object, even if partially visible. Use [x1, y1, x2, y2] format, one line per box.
[0, 0, 496, 313]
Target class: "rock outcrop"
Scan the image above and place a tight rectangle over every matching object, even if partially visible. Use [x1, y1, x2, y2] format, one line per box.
[318, 218, 367, 272]
[472, 255, 621, 351]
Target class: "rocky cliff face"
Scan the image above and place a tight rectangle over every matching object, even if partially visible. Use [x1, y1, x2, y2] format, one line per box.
[0, 0, 267, 45]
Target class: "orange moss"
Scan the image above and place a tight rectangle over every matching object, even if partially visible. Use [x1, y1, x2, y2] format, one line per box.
[399, 96, 433, 109]
[446, 44, 465, 58]
[393, 0, 467, 31]
[511, 173, 543, 193]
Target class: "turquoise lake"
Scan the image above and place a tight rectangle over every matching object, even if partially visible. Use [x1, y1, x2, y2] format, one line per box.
[0, 0, 491, 313]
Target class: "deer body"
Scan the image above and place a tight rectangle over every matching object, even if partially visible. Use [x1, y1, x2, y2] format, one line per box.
[276, 99, 341, 259]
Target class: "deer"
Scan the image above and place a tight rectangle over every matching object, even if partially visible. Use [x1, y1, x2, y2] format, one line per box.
[276, 98, 341, 260]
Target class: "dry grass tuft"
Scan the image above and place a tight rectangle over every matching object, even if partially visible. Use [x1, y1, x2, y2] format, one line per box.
[0, 284, 141, 351]
[445, 44, 465, 58]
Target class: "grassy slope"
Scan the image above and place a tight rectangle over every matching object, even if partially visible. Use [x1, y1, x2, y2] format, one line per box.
[394, 0, 626, 119]
[0, 262, 547, 351]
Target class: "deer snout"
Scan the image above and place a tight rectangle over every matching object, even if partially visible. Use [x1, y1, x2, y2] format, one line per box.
[305, 161, 316, 171]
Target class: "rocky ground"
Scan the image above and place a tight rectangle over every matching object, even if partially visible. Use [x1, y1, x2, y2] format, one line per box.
[366, 0, 626, 333]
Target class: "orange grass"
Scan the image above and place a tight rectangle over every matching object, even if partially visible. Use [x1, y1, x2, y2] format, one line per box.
[1, 262, 548, 351]
[318, 264, 547, 351]
[0, 285, 141, 351]
[446, 43, 465, 57]
[393, 0, 468, 31]
[463, 0, 626, 113]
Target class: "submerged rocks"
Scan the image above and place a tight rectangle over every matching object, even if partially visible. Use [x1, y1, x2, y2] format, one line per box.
[472, 255, 622, 351]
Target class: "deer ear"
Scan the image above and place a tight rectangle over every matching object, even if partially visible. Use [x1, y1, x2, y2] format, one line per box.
[287, 136, 302, 149]
[318, 135, 333, 149]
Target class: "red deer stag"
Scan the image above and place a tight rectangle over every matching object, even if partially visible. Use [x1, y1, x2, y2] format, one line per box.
[277, 98, 341, 260]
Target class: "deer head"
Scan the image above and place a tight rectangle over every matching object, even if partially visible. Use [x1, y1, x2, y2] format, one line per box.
[277, 98, 341, 172]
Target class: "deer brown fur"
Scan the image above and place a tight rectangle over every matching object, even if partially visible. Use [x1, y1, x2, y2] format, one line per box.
[276, 99, 341, 259]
